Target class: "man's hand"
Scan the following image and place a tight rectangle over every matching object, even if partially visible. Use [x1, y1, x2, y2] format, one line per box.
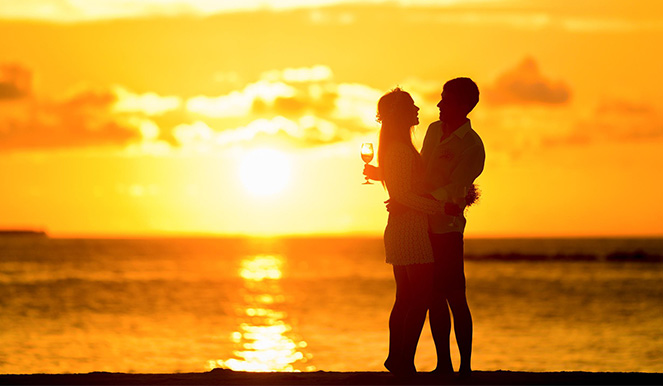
[385, 199, 409, 214]
[444, 202, 463, 216]
[363, 164, 382, 181]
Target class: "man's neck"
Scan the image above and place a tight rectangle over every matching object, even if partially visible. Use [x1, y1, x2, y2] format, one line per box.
[441, 117, 468, 138]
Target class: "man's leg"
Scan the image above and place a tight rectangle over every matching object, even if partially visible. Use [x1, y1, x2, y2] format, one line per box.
[447, 289, 473, 375]
[400, 262, 434, 372]
[429, 232, 453, 373]
[429, 298, 453, 373]
[429, 232, 468, 374]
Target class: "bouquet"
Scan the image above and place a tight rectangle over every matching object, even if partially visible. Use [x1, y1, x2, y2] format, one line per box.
[444, 184, 481, 216]
[465, 183, 481, 207]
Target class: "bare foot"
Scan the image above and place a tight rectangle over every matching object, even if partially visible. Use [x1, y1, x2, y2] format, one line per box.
[384, 358, 416, 375]
[431, 367, 454, 376]
[457, 368, 472, 380]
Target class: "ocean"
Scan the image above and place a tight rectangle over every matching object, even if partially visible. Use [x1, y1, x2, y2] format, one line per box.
[1, 236, 662, 374]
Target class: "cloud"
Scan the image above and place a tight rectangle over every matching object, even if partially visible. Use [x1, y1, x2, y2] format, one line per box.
[308, 9, 356, 25]
[583, 99, 663, 141]
[172, 114, 363, 150]
[541, 99, 663, 147]
[484, 57, 571, 106]
[0, 64, 31, 100]
[179, 65, 381, 149]
[112, 87, 181, 116]
[187, 65, 337, 120]
[262, 65, 333, 83]
[187, 80, 297, 118]
[0, 1, 502, 22]
[560, 17, 663, 33]
[0, 65, 166, 151]
[0, 88, 142, 151]
[0, 63, 385, 152]
[406, 11, 663, 33]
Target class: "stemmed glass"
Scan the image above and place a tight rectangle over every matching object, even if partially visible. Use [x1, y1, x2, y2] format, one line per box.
[360, 143, 374, 185]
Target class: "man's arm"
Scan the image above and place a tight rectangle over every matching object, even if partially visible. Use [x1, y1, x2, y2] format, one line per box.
[431, 143, 485, 205]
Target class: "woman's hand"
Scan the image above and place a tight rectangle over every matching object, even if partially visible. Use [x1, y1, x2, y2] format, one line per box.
[385, 199, 408, 214]
[363, 164, 382, 181]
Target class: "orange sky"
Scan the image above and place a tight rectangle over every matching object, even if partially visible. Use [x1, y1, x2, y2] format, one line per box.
[1, 0, 662, 237]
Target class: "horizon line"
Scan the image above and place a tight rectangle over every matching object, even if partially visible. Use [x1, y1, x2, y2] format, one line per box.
[33, 232, 663, 239]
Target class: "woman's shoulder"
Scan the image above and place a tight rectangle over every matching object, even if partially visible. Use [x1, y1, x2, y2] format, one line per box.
[384, 142, 415, 159]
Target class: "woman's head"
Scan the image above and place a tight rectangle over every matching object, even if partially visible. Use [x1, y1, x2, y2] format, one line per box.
[377, 87, 419, 128]
[377, 88, 420, 169]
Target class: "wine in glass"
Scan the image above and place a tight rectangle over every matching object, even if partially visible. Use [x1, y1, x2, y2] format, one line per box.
[360, 143, 374, 185]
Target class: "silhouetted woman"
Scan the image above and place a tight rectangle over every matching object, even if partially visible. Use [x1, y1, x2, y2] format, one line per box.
[377, 88, 443, 374]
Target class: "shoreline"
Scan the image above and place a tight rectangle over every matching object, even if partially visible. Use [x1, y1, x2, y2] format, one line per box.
[2, 369, 663, 385]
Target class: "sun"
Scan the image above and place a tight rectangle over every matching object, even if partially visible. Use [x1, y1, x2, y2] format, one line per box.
[239, 148, 292, 197]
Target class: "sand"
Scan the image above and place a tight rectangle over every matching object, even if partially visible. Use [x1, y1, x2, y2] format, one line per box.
[2, 369, 662, 385]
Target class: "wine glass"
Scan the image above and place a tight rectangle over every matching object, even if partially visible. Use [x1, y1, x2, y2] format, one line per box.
[360, 143, 374, 185]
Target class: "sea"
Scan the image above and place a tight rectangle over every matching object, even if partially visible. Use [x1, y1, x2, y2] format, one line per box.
[1, 236, 662, 374]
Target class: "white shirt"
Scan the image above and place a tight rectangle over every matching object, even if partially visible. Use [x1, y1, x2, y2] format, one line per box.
[420, 119, 485, 234]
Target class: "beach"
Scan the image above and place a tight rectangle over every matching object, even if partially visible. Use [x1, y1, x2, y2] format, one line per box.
[2, 369, 663, 385]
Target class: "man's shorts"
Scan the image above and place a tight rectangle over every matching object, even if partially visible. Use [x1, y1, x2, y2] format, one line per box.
[429, 232, 466, 294]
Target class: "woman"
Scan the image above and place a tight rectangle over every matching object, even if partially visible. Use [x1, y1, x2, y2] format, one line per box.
[377, 88, 444, 374]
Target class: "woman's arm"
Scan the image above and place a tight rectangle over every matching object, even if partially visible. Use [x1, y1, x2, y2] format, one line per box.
[383, 145, 443, 215]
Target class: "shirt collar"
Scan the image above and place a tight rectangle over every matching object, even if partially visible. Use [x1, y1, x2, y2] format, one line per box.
[452, 119, 472, 139]
[439, 119, 472, 142]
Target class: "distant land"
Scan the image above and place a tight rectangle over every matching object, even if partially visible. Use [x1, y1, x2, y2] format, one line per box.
[464, 251, 663, 262]
[0, 229, 48, 237]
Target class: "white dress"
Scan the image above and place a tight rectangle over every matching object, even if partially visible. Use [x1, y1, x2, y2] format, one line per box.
[382, 143, 442, 265]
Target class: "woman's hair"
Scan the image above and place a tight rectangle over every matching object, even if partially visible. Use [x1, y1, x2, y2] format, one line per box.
[376, 87, 421, 177]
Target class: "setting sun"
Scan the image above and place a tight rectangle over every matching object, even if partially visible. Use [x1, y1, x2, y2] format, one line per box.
[239, 148, 292, 197]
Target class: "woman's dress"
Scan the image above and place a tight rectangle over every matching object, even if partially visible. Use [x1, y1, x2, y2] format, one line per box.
[382, 143, 442, 265]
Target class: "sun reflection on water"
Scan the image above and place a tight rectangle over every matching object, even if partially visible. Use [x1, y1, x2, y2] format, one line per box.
[210, 254, 313, 372]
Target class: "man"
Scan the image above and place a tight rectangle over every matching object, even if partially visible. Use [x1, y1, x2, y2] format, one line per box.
[364, 78, 485, 377]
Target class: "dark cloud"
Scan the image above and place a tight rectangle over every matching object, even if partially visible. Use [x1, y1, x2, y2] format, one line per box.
[0, 78, 141, 151]
[0, 64, 31, 100]
[269, 91, 337, 117]
[595, 100, 655, 116]
[0, 120, 140, 151]
[542, 99, 663, 147]
[588, 99, 663, 141]
[63, 89, 117, 109]
[273, 97, 308, 115]
[485, 57, 571, 105]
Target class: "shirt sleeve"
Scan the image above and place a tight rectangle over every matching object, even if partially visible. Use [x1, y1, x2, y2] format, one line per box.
[383, 145, 443, 215]
[419, 122, 437, 163]
[431, 142, 485, 204]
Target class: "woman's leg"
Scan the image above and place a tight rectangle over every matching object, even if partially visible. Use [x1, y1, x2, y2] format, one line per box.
[400, 262, 434, 372]
[385, 265, 411, 373]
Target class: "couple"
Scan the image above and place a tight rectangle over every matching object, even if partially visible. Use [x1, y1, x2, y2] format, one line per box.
[364, 78, 485, 377]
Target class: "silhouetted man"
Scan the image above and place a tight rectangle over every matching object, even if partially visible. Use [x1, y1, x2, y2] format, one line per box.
[422, 77, 484, 377]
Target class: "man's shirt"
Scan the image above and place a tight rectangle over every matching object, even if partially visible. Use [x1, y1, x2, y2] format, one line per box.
[420, 119, 485, 234]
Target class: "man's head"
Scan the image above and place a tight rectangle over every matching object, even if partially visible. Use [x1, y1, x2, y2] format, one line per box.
[437, 77, 479, 122]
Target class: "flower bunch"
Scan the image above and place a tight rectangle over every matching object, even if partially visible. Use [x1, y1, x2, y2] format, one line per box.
[465, 184, 481, 207]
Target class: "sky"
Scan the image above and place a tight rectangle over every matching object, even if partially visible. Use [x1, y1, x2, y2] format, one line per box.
[1, 0, 662, 237]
